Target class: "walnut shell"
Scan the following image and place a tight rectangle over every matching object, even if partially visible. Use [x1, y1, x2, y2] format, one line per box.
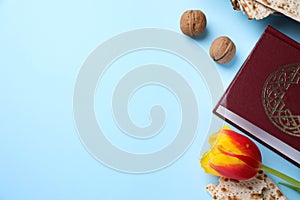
[180, 10, 207, 37]
[209, 36, 236, 64]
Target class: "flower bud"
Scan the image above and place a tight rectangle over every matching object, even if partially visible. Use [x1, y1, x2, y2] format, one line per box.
[200, 127, 262, 180]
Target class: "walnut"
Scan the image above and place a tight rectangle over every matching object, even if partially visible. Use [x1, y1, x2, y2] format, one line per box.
[180, 10, 207, 37]
[209, 36, 236, 64]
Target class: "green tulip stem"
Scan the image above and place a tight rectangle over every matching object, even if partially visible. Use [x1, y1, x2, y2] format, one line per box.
[261, 164, 300, 188]
[278, 182, 300, 193]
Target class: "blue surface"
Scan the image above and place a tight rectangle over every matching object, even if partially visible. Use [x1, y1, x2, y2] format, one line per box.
[1, 0, 300, 199]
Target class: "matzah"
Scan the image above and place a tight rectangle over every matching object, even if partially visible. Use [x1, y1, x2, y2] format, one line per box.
[238, 0, 275, 19]
[229, 0, 300, 22]
[262, 175, 287, 200]
[233, 0, 275, 19]
[205, 170, 287, 200]
[256, 0, 300, 22]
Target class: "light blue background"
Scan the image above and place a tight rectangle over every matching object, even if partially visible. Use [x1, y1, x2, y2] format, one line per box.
[1, 0, 300, 199]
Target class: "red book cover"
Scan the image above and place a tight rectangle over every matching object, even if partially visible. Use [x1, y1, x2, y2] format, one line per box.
[213, 26, 300, 167]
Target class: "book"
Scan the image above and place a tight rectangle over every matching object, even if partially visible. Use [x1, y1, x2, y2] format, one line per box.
[213, 26, 300, 167]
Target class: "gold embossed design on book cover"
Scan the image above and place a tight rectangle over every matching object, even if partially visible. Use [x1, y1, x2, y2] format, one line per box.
[262, 63, 300, 137]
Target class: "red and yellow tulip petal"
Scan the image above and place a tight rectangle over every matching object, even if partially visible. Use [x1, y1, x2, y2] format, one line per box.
[208, 132, 219, 145]
[200, 152, 220, 176]
[222, 129, 262, 162]
[200, 127, 262, 180]
[209, 154, 259, 180]
[218, 145, 261, 169]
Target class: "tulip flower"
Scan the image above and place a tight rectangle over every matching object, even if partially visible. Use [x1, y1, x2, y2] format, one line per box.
[200, 126, 300, 193]
[200, 126, 262, 180]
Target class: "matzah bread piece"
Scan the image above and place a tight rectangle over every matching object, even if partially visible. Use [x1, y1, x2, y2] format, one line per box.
[255, 0, 300, 22]
[263, 174, 287, 200]
[231, 0, 241, 10]
[206, 171, 267, 200]
[237, 0, 275, 19]
[205, 170, 287, 200]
